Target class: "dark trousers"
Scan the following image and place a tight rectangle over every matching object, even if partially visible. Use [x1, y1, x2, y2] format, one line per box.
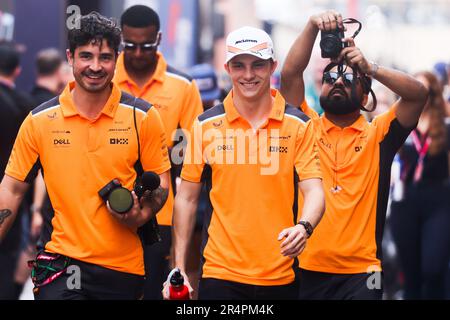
[0, 251, 20, 299]
[143, 225, 172, 300]
[298, 269, 383, 300]
[390, 183, 450, 299]
[33, 255, 144, 300]
[198, 277, 299, 300]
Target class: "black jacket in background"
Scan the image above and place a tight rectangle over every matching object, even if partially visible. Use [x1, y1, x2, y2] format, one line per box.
[30, 85, 56, 107]
[0, 82, 34, 253]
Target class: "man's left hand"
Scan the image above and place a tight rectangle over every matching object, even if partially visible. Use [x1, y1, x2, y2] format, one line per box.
[278, 224, 308, 258]
[336, 37, 373, 75]
[107, 191, 152, 228]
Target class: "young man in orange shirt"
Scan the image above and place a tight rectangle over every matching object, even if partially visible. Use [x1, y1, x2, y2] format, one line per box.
[164, 26, 325, 300]
[0, 12, 170, 300]
[113, 5, 203, 299]
[281, 10, 428, 299]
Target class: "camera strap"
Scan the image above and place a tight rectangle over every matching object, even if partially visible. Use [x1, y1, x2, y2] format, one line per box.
[132, 97, 144, 176]
[132, 98, 162, 245]
[342, 18, 362, 39]
[356, 69, 378, 113]
[341, 18, 377, 112]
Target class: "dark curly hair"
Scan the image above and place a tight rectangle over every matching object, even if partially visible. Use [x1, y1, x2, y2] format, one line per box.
[68, 12, 121, 55]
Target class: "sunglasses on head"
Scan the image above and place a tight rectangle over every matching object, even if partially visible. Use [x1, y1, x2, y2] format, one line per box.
[122, 32, 160, 52]
[322, 71, 357, 87]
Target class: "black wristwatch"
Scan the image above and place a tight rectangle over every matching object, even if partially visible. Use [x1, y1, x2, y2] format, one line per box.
[298, 221, 314, 237]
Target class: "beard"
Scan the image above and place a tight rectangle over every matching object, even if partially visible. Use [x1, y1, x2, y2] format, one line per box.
[75, 70, 112, 93]
[320, 86, 360, 115]
[124, 54, 155, 75]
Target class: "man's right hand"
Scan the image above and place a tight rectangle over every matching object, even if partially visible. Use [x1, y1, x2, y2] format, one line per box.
[310, 10, 344, 32]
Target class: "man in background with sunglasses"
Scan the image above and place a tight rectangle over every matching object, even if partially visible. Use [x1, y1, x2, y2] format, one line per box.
[0, 12, 170, 300]
[281, 10, 428, 299]
[113, 5, 203, 300]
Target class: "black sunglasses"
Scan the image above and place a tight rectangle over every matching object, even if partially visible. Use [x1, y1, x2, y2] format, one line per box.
[322, 71, 357, 87]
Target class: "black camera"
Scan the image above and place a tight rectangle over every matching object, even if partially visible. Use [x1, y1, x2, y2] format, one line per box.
[99, 172, 161, 214]
[320, 28, 347, 59]
[320, 18, 362, 59]
[98, 179, 134, 213]
[99, 172, 162, 245]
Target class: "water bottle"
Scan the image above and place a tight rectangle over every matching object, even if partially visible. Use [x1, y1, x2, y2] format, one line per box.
[169, 268, 190, 300]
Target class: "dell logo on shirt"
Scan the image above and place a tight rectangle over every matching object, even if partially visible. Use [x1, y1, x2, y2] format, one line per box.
[54, 139, 70, 145]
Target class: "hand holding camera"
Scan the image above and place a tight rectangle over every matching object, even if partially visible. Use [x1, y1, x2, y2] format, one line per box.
[310, 10, 362, 60]
[106, 190, 147, 228]
[99, 172, 161, 229]
[337, 37, 372, 75]
[310, 10, 344, 33]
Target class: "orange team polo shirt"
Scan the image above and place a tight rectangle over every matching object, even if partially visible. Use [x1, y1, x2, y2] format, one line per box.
[6, 82, 171, 275]
[298, 101, 413, 274]
[114, 52, 203, 226]
[181, 89, 322, 285]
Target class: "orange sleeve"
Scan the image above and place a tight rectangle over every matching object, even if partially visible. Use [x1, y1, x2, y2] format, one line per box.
[372, 104, 397, 135]
[371, 103, 413, 151]
[179, 80, 203, 132]
[140, 107, 171, 174]
[294, 121, 322, 181]
[180, 119, 205, 183]
[5, 113, 40, 183]
[300, 100, 320, 120]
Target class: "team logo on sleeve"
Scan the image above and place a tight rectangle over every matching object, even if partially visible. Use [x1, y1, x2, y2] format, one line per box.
[213, 120, 223, 128]
[47, 112, 58, 120]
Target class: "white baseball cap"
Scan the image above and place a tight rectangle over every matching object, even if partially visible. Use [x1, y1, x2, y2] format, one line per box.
[225, 26, 274, 64]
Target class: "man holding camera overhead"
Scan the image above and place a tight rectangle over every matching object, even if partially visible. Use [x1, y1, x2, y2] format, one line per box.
[0, 12, 170, 299]
[280, 10, 428, 299]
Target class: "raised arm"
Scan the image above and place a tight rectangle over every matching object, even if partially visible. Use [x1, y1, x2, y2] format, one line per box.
[338, 37, 428, 128]
[0, 175, 30, 242]
[281, 10, 343, 107]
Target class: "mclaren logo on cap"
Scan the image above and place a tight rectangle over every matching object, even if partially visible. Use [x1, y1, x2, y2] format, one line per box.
[235, 39, 258, 45]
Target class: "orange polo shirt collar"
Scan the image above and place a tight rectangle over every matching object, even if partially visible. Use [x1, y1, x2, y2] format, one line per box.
[223, 88, 285, 124]
[59, 81, 122, 119]
[115, 52, 166, 96]
[321, 113, 367, 132]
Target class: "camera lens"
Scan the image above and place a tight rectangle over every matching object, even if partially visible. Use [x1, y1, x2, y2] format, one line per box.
[108, 187, 133, 213]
